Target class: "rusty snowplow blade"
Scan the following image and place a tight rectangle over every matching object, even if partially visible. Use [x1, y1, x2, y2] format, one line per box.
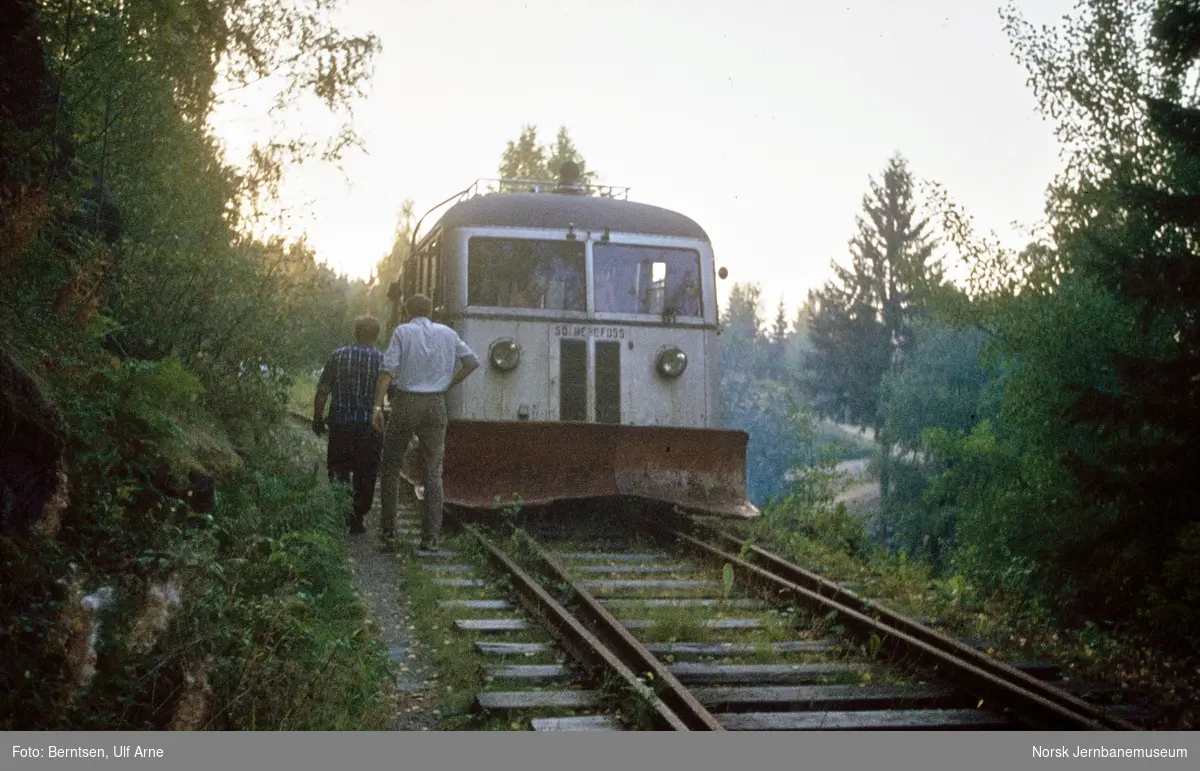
[400, 420, 759, 519]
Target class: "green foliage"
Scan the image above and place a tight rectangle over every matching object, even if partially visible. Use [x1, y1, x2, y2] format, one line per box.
[372, 200, 416, 334]
[1153, 522, 1200, 636]
[1, 0, 391, 731]
[491, 494, 524, 537]
[873, 317, 998, 566]
[716, 283, 854, 503]
[804, 154, 942, 430]
[921, 421, 1084, 598]
[498, 125, 598, 184]
[879, 0, 1200, 651]
[763, 451, 871, 562]
[1038, 1, 1200, 636]
[3, 428, 395, 730]
[107, 436, 391, 731]
[594, 674, 659, 731]
[880, 319, 992, 453]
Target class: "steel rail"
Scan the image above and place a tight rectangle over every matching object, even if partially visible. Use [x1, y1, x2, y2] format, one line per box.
[510, 528, 727, 731]
[673, 515, 1140, 731]
[649, 514, 1131, 731]
[457, 521, 691, 731]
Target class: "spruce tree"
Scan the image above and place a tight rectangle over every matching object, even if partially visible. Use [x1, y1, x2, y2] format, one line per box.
[767, 297, 790, 381]
[804, 154, 940, 505]
[499, 125, 596, 183]
[805, 157, 938, 420]
[499, 125, 548, 180]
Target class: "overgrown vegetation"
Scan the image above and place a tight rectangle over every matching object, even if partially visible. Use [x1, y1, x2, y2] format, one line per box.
[65, 428, 396, 730]
[718, 0, 1200, 677]
[735, 451, 1193, 726]
[394, 533, 490, 730]
[4, 0, 1197, 732]
[1, 0, 393, 729]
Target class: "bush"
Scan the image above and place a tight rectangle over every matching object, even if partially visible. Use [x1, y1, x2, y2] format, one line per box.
[2, 423, 394, 730]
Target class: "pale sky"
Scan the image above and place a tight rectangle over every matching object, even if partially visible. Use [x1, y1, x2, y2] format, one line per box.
[210, 0, 1074, 321]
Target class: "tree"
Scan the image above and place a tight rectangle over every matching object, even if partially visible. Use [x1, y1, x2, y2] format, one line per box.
[545, 127, 597, 185]
[373, 199, 415, 324]
[881, 318, 992, 456]
[804, 278, 889, 426]
[1032, 0, 1200, 631]
[803, 154, 941, 505]
[905, 0, 1200, 644]
[499, 126, 547, 180]
[805, 155, 940, 425]
[769, 298, 788, 344]
[875, 317, 1000, 565]
[717, 283, 803, 503]
[0, 0, 381, 728]
[499, 124, 597, 184]
[764, 297, 790, 380]
[784, 301, 814, 388]
[718, 283, 768, 387]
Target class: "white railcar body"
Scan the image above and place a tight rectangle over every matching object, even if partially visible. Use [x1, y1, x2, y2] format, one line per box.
[389, 175, 754, 518]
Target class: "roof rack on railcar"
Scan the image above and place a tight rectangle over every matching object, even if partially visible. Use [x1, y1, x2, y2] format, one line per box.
[462, 178, 630, 200]
[466, 159, 630, 200]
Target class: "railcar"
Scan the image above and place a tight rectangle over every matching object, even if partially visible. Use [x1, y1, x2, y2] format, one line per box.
[387, 164, 756, 519]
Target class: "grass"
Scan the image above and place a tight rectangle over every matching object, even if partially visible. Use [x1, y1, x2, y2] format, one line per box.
[202, 424, 399, 731]
[721, 493, 1193, 723]
[80, 422, 400, 731]
[392, 534, 490, 729]
[287, 371, 319, 417]
[594, 672, 660, 730]
[391, 529, 605, 731]
[632, 604, 716, 643]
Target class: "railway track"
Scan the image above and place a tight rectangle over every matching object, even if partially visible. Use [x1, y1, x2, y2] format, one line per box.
[398, 511, 685, 730]
[293, 411, 1145, 731]
[406, 504, 1144, 732]
[651, 512, 1145, 730]
[530, 536, 1006, 730]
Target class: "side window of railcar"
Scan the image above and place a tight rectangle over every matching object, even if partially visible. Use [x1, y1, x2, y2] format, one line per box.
[467, 237, 586, 311]
[592, 244, 702, 317]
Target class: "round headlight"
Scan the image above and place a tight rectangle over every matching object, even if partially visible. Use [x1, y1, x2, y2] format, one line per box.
[488, 338, 521, 371]
[655, 346, 687, 378]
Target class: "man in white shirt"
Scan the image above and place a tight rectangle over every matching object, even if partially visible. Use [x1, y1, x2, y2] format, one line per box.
[372, 294, 480, 550]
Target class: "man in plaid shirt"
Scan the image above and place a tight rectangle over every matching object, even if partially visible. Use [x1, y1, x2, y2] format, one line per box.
[313, 315, 384, 534]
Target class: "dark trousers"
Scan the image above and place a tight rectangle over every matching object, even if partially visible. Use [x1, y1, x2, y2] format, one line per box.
[326, 421, 382, 527]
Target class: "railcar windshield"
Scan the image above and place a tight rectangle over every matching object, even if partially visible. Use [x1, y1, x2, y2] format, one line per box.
[593, 243, 702, 317]
[468, 237, 587, 311]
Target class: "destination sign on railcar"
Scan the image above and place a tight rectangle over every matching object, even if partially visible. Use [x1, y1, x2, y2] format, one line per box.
[553, 325, 628, 339]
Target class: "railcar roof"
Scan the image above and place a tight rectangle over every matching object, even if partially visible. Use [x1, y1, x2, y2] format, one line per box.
[435, 192, 710, 242]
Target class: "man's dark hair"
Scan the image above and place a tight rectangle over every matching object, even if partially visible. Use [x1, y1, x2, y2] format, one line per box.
[406, 294, 433, 319]
[354, 315, 380, 344]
